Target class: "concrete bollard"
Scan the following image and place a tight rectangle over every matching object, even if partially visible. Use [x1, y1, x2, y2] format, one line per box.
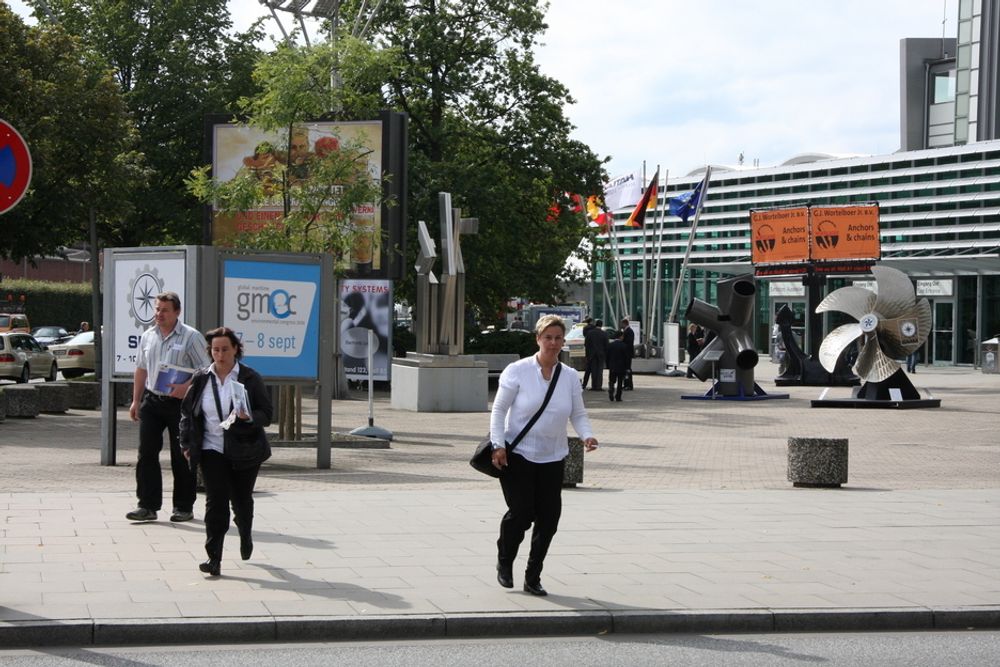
[66, 381, 102, 410]
[3, 385, 40, 418]
[564, 437, 585, 487]
[36, 383, 71, 414]
[788, 437, 848, 488]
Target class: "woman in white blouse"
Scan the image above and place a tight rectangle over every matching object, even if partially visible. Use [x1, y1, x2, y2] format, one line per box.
[490, 314, 599, 596]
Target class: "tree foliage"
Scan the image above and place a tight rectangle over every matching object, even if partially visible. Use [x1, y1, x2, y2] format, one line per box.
[0, 5, 139, 261]
[347, 0, 606, 323]
[30, 0, 264, 246]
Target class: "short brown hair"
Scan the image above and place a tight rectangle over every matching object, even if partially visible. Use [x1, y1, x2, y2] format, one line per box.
[205, 326, 244, 359]
[534, 314, 566, 336]
[156, 291, 181, 311]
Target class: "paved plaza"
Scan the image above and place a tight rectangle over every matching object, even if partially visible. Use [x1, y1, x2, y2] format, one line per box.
[0, 363, 998, 645]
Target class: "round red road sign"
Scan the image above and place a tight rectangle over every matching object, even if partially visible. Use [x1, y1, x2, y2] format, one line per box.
[0, 119, 33, 215]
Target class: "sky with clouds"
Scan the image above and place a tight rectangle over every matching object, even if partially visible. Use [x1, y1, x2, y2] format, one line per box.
[11, 0, 952, 181]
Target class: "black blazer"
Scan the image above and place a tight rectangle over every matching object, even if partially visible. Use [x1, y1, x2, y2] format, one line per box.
[180, 363, 273, 470]
[606, 339, 631, 373]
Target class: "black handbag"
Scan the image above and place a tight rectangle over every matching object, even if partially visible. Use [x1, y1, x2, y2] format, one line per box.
[470, 362, 561, 478]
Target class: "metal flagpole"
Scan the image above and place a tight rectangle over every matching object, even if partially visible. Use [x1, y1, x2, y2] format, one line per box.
[640, 162, 650, 328]
[668, 166, 713, 324]
[605, 209, 630, 319]
[648, 169, 670, 349]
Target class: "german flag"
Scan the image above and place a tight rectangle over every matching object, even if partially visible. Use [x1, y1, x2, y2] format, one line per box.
[625, 169, 658, 228]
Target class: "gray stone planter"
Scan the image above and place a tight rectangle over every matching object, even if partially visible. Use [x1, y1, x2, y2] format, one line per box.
[3, 385, 39, 418]
[36, 383, 71, 414]
[66, 381, 102, 410]
[0, 391, 6, 422]
[788, 437, 848, 488]
[564, 437, 585, 487]
[115, 381, 134, 407]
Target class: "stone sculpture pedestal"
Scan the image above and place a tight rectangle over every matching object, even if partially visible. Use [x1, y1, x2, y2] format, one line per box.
[391, 353, 488, 412]
[787, 437, 848, 487]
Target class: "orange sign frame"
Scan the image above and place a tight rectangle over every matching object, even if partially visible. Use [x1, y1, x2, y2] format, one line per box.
[750, 204, 880, 266]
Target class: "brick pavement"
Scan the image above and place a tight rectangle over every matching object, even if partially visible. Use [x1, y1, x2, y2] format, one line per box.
[0, 364, 998, 644]
[0, 364, 996, 492]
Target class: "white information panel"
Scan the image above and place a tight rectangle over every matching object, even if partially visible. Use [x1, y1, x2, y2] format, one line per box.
[113, 257, 186, 376]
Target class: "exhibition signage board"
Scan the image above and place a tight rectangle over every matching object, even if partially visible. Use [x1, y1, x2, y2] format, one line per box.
[222, 258, 322, 380]
[112, 254, 188, 377]
[0, 119, 32, 215]
[750, 204, 880, 276]
[339, 278, 392, 382]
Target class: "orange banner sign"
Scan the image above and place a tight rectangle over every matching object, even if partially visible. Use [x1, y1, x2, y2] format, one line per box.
[750, 208, 810, 264]
[809, 205, 881, 262]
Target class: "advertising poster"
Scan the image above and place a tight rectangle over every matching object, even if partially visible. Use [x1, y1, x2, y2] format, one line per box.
[339, 279, 392, 381]
[809, 205, 881, 262]
[222, 259, 321, 379]
[750, 207, 810, 265]
[211, 121, 383, 270]
[113, 257, 186, 376]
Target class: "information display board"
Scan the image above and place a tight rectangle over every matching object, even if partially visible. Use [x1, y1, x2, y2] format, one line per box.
[809, 205, 881, 262]
[112, 255, 187, 376]
[750, 207, 810, 265]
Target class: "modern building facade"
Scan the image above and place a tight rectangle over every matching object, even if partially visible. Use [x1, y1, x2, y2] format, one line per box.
[593, 1, 1000, 367]
[593, 140, 1000, 366]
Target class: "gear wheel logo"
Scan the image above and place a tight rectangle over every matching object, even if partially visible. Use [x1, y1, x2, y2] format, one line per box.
[127, 265, 164, 329]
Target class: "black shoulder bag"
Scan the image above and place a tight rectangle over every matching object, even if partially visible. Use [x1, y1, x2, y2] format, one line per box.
[470, 363, 562, 478]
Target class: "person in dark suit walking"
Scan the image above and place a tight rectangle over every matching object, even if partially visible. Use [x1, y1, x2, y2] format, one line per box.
[583, 319, 609, 390]
[620, 318, 635, 390]
[606, 329, 630, 401]
[579, 317, 594, 388]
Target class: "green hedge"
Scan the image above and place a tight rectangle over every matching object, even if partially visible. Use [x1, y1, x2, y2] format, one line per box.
[0, 279, 95, 331]
[465, 330, 537, 358]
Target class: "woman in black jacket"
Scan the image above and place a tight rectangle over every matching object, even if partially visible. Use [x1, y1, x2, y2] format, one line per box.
[180, 327, 273, 577]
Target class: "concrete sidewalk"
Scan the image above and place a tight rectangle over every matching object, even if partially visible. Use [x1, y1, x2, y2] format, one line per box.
[1, 488, 998, 646]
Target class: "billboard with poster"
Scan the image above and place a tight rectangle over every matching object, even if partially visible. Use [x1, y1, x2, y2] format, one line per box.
[339, 279, 392, 381]
[203, 111, 408, 280]
[750, 207, 810, 265]
[809, 205, 880, 262]
[112, 256, 187, 376]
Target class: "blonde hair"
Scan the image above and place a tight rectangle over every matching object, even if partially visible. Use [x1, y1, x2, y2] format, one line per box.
[535, 314, 567, 336]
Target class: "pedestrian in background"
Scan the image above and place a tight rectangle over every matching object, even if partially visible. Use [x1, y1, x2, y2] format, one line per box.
[580, 316, 594, 388]
[126, 292, 210, 523]
[489, 315, 598, 596]
[583, 318, 608, 391]
[606, 329, 630, 402]
[180, 327, 273, 577]
[620, 317, 635, 390]
[686, 323, 704, 378]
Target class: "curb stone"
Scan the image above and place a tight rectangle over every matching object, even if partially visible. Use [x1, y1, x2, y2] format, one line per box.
[2, 606, 1000, 648]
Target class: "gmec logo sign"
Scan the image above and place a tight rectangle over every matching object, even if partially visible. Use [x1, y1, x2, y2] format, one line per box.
[236, 288, 297, 321]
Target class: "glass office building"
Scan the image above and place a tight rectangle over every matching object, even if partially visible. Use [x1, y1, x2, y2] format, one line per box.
[592, 139, 1000, 366]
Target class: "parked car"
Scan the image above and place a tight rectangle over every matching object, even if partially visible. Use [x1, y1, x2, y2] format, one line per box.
[0, 313, 30, 333]
[48, 330, 95, 379]
[31, 326, 72, 346]
[0, 332, 58, 383]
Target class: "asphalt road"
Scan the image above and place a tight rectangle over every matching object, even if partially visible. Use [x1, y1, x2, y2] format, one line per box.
[1, 632, 998, 666]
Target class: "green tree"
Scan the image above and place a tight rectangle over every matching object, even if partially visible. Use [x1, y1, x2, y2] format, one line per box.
[0, 5, 139, 261]
[30, 0, 264, 246]
[349, 0, 606, 324]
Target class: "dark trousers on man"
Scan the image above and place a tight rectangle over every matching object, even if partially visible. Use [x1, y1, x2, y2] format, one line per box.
[200, 450, 260, 561]
[136, 392, 194, 513]
[608, 370, 625, 401]
[582, 355, 592, 388]
[587, 355, 605, 390]
[497, 453, 565, 584]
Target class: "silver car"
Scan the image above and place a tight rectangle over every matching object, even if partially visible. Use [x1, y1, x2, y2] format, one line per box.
[0, 333, 59, 383]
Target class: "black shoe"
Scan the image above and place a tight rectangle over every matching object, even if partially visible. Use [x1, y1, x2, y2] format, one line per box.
[199, 559, 221, 576]
[496, 562, 513, 589]
[170, 509, 193, 522]
[523, 580, 547, 596]
[126, 507, 157, 522]
[616, 397, 622, 401]
[240, 537, 253, 561]
[609, 394, 614, 402]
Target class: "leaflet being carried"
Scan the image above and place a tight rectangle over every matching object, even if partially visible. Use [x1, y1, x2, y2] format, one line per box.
[153, 363, 196, 395]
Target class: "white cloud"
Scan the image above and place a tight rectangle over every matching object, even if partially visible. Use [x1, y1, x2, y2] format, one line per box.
[535, 0, 950, 178]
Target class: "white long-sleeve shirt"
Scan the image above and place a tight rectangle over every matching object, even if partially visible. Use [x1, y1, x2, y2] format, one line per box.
[489, 356, 594, 464]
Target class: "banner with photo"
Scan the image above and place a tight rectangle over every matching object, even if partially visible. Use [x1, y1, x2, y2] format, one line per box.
[339, 279, 392, 381]
[211, 120, 383, 271]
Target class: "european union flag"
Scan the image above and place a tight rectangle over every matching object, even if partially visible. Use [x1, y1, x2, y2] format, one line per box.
[668, 179, 704, 223]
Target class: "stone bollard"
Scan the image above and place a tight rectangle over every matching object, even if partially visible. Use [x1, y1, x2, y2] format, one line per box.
[4, 385, 40, 418]
[36, 382, 71, 414]
[66, 381, 102, 410]
[563, 437, 585, 487]
[788, 437, 848, 488]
